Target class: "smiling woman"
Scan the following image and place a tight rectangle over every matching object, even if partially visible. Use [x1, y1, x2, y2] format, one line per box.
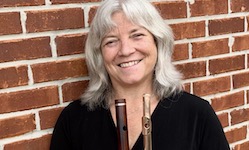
[50, 0, 230, 150]
[82, 0, 182, 110]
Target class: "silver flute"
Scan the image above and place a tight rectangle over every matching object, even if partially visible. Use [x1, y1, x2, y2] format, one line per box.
[142, 94, 152, 150]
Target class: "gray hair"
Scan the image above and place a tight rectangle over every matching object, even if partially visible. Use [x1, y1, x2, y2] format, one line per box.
[81, 0, 183, 110]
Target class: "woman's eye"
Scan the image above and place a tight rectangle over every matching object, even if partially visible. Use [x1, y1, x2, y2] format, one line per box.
[105, 40, 118, 47]
[131, 33, 144, 39]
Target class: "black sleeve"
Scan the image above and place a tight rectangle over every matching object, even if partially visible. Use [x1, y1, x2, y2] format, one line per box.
[50, 108, 72, 150]
[199, 104, 230, 150]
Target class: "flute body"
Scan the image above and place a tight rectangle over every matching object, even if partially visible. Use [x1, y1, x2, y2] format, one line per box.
[142, 94, 152, 150]
[115, 99, 129, 150]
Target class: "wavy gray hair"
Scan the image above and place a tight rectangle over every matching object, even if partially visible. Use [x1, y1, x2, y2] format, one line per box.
[81, 0, 182, 110]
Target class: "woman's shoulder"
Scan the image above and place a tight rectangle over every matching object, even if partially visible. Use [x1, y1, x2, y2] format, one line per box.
[56, 100, 86, 122]
[164, 91, 213, 113]
[62, 99, 87, 114]
[174, 91, 209, 106]
[59, 99, 108, 121]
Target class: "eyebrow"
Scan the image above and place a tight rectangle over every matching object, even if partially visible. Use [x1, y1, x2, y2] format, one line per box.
[103, 35, 117, 39]
[129, 27, 143, 34]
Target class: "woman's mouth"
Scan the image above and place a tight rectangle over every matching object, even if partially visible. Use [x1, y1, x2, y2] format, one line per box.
[118, 60, 142, 68]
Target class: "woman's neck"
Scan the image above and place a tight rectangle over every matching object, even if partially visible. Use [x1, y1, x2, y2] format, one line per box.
[112, 83, 154, 103]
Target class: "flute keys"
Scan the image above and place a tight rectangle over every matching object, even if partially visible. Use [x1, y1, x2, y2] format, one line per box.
[142, 116, 151, 135]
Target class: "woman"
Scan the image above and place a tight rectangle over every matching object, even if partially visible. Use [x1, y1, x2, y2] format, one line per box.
[50, 0, 230, 149]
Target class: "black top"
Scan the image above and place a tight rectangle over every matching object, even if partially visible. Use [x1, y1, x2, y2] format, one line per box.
[50, 92, 230, 150]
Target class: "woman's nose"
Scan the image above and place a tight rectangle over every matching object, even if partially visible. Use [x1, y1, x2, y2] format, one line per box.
[118, 39, 136, 56]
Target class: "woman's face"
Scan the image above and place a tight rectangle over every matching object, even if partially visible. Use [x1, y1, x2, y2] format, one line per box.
[101, 11, 157, 88]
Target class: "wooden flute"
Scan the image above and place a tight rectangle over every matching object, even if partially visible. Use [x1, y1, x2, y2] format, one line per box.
[115, 99, 129, 150]
[142, 94, 152, 150]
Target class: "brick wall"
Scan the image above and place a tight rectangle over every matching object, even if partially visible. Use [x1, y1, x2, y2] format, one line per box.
[0, 0, 248, 149]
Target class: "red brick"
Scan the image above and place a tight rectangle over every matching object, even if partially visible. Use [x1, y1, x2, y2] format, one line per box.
[154, 1, 187, 19]
[248, 16, 249, 30]
[248, 90, 249, 104]
[51, 0, 100, 4]
[32, 58, 88, 83]
[0, 114, 35, 139]
[176, 61, 206, 79]
[0, 86, 59, 113]
[192, 38, 229, 58]
[0, 65, 28, 89]
[234, 141, 249, 150]
[183, 83, 191, 93]
[225, 126, 247, 143]
[209, 17, 244, 36]
[26, 8, 84, 33]
[4, 134, 51, 150]
[56, 33, 86, 56]
[232, 35, 249, 51]
[172, 43, 189, 61]
[190, 0, 228, 16]
[39, 107, 63, 130]
[217, 113, 229, 128]
[0, 0, 45, 7]
[248, 54, 249, 68]
[171, 21, 205, 40]
[211, 91, 244, 111]
[0, 12, 22, 35]
[209, 55, 245, 75]
[88, 6, 98, 25]
[233, 71, 249, 89]
[62, 80, 89, 102]
[231, 0, 249, 12]
[0, 37, 51, 63]
[231, 108, 249, 125]
[193, 76, 230, 96]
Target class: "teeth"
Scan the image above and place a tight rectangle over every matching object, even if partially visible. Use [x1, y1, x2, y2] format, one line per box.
[120, 60, 140, 68]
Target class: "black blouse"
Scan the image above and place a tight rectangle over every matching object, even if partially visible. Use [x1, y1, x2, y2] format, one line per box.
[50, 92, 230, 150]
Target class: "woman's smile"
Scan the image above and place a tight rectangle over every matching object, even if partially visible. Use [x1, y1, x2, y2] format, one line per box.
[118, 59, 142, 68]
